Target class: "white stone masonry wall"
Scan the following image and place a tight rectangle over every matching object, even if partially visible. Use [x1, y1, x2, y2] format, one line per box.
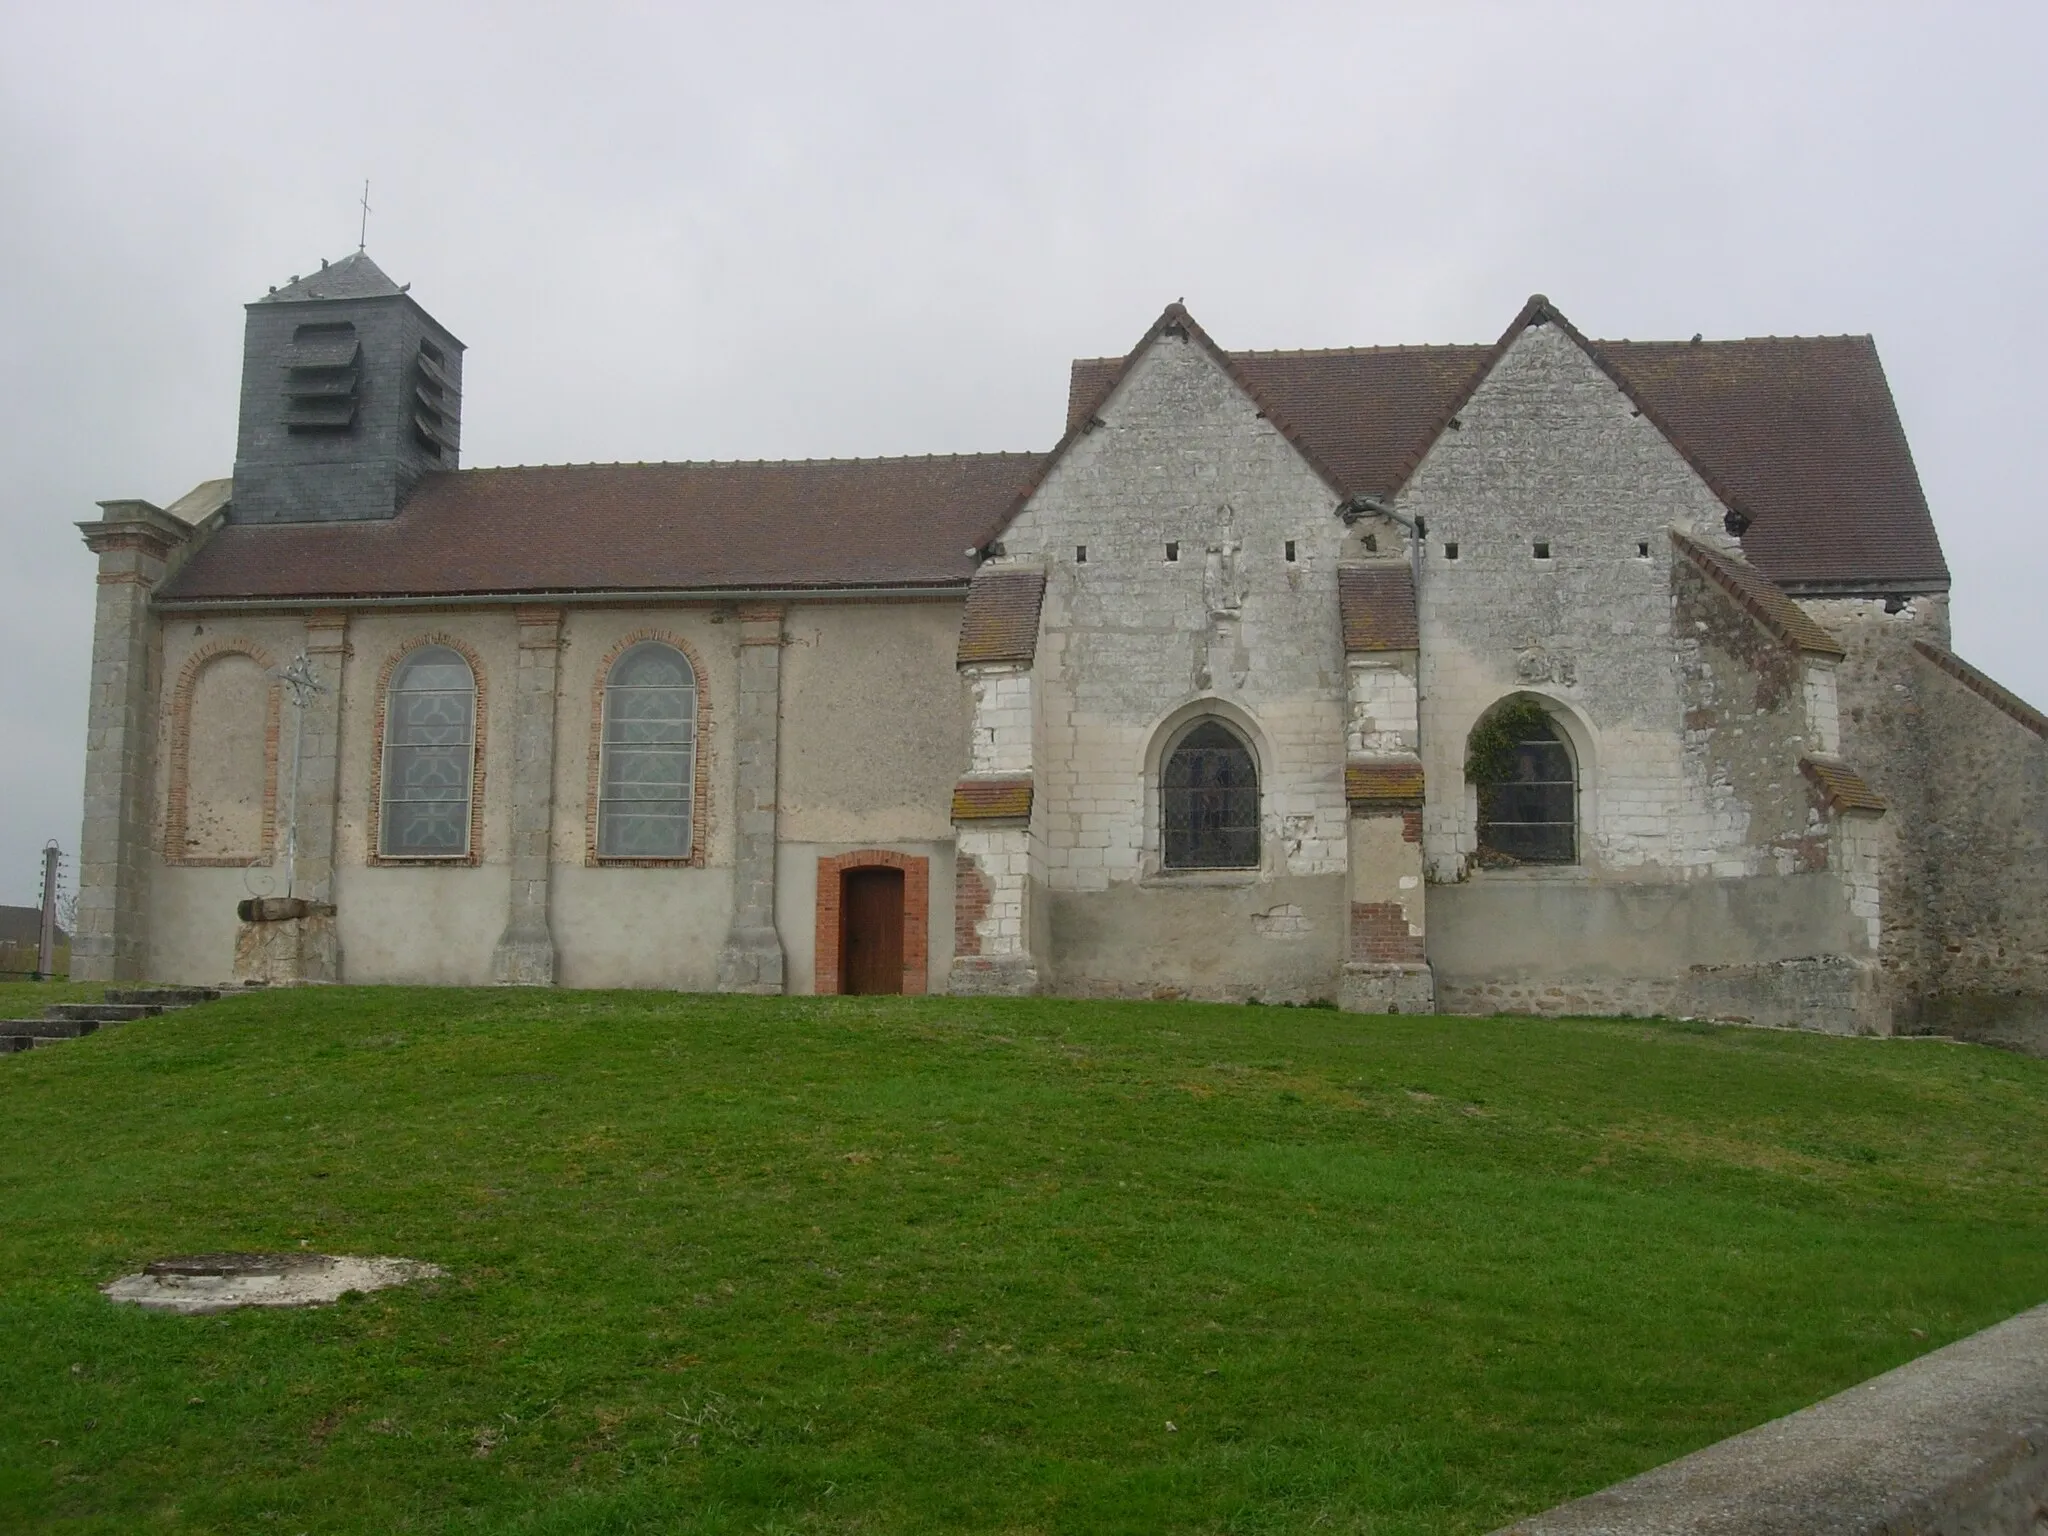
[998, 329, 1350, 895]
[1399, 320, 1751, 881]
[966, 666, 1033, 775]
[1803, 660, 1842, 756]
[1347, 658, 1419, 754]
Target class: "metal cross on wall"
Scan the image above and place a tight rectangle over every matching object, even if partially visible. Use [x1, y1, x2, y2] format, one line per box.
[273, 652, 330, 899]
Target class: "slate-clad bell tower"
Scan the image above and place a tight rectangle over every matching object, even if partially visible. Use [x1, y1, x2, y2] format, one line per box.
[229, 250, 464, 523]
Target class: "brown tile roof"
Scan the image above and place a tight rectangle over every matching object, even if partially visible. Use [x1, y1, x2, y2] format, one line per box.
[1913, 643, 2048, 739]
[1338, 564, 1418, 652]
[1070, 301, 1946, 594]
[951, 776, 1033, 821]
[1672, 531, 1845, 658]
[157, 454, 1045, 603]
[1346, 757, 1425, 805]
[956, 566, 1047, 666]
[1800, 756, 1887, 814]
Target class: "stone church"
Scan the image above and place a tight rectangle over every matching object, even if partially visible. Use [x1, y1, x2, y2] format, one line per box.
[72, 251, 2048, 1040]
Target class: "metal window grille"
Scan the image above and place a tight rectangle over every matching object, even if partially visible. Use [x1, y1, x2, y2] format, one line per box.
[1162, 721, 1259, 869]
[1477, 717, 1576, 864]
[379, 646, 475, 856]
[598, 643, 696, 858]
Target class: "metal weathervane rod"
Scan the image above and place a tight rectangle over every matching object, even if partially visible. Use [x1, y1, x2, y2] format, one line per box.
[358, 179, 371, 251]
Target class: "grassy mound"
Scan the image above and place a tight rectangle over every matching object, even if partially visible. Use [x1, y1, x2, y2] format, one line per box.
[3, 987, 2046, 1533]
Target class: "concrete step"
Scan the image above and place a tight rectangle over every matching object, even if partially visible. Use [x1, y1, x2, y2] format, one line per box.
[11, 1018, 102, 1040]
[44, 1002, 162, 1023]
[106, 987, 221, 1008]
[1, 1034, 35, 1054]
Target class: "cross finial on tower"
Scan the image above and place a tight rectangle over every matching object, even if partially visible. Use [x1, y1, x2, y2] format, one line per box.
[358, 180, 372, 251]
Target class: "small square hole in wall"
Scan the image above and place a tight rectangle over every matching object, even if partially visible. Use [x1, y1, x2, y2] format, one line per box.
[1637, 540, 1650, 558]
[1363, 533, 1378, 552]
[1075, 545, 1087, 563]
[1444, 541, 1460, 560]
[1166, 541, 1180, 562]
[1284, 540, 1296, 562]
[1533, 541, 1551, 560]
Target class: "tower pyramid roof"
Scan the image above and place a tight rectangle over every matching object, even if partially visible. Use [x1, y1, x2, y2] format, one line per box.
[256, 251, 403, 303]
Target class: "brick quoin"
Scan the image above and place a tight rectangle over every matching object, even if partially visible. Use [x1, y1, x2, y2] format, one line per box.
[1351, 901, 1424, 964]
[953, 853, 991, 958]
[814, 849, 929, 996]
[1402, 808, 1422, 843]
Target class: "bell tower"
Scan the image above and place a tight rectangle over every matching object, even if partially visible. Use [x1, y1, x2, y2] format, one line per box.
[228, 251, 464, 524]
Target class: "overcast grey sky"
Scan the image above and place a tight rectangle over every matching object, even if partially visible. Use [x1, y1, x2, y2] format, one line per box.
[3, 2, 2042, 909]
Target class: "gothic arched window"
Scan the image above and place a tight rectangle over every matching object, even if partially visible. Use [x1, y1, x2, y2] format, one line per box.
[598, 642, 697, 858]
[379, 645, 477, 856]
[1471, 701, 1577, 865]
[1162, 719, 1260, 869]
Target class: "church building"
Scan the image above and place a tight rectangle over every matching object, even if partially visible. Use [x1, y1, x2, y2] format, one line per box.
[71, 252, 2048, 1040]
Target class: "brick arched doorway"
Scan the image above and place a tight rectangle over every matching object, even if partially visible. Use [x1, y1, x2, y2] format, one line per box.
[814, 850, 929, 995]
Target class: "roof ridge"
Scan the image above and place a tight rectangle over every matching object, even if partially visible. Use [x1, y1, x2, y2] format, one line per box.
[457, 450, 1047, 474]
[1017, 302, 1358, 542]
[1231, 341, 1493, 359]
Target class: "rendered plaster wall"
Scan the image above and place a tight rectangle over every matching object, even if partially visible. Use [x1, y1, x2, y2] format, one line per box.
[778, 602, 968, 845]
[181, 653, 271, 860]
[551, 865, 732, 990]
[1399, 321, 1739, 882]
[322, 610, 519, 982]
[547, 607, 739, 989]
[339, 865, 511, 984]
[776, 841, 956, 995]
[145, 866, 253, 983]
[994, 326, 1350, 997]
[153, 614, 305, 859]
[142, 614, 309, 982]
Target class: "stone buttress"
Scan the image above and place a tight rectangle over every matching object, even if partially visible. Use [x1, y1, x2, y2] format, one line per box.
[717, 603, 788, 993]
[949, 566, 1046, 994]
[1336, 564, 1433, 1012]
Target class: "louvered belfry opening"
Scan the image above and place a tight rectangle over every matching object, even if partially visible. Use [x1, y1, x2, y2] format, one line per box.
[280, 321, 361, 433]
[412, 337, 460, 460]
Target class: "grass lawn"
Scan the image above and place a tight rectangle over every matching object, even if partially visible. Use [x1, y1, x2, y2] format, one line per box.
[3, 988, 2046, 1534]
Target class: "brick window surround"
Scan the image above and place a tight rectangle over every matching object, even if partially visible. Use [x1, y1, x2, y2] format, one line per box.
[814, 849, 929, 996]
[163, 639, 281, 867]
[366, 632, 489, 867]
[584, 629, 712, 868]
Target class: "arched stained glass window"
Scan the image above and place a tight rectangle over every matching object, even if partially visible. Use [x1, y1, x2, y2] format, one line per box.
[598, 642, 697, 858]
[1474, 706, 1577, 865]
[379, 645, 476, 856]
[1162, 720, 1260, 870]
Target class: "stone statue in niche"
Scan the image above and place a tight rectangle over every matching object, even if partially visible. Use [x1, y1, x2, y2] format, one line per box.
[1204, 538, 1245, 615]
[1195, 507, 1251, 691]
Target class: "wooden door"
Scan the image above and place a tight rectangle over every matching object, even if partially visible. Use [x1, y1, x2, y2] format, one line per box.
[841, 867, 905, 995]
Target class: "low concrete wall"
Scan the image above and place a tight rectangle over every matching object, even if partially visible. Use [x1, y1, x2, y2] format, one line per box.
[1044, 873, 1346, 1004]
[1430, 871, 1883, 1031]
[1496, 1300, 2048, 1534]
